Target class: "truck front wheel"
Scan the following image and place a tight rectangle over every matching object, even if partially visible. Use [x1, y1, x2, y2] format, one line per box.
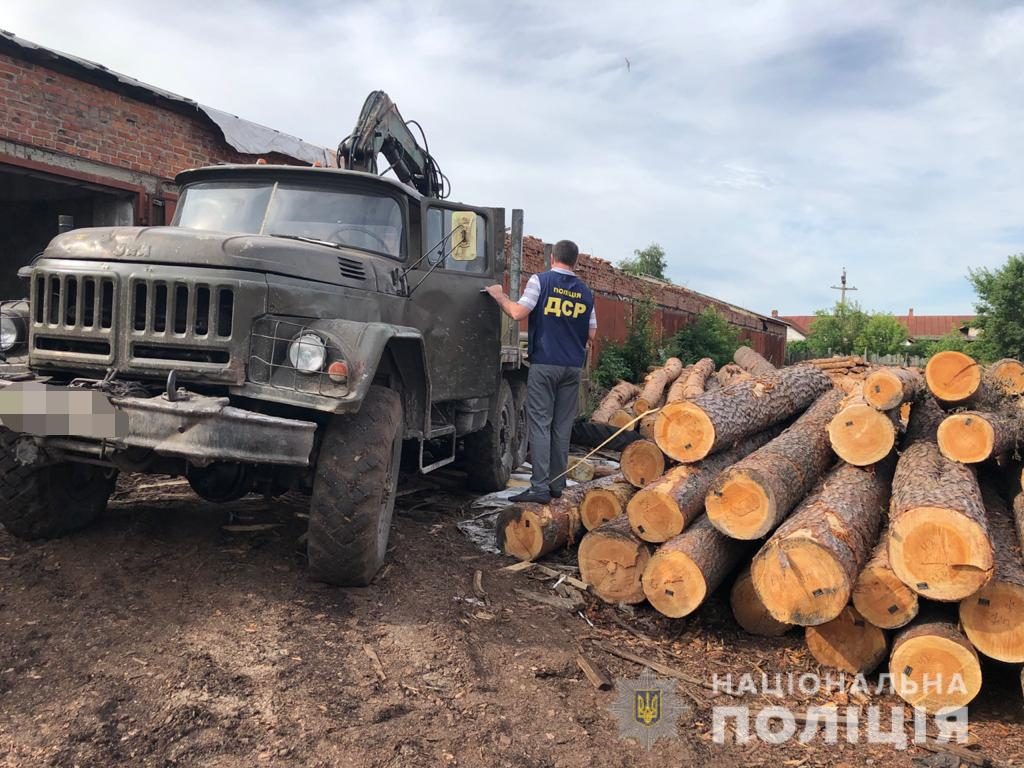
[307, 386, 403, 587]
[0, 429, 118, 539]
[463, 379, 516, 493]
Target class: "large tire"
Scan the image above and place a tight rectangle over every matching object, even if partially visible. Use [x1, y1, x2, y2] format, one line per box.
[571, 420, 644, 453]
[0, 428, 117, 539]
[464, 379, 516, 493]
[510, 378, 529, 470]
[307, 386, 403, 587]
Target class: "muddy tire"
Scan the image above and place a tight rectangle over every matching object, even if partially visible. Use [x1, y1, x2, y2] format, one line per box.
[464, 379, 516, 493]
[0, 429, 117, 539]
[510, 378, 529, 470]
[307, 386, 403, 587]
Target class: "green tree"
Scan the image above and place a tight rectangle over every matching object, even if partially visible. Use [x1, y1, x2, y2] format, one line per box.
[593, 296, 659, 387]
[855, 313, 908, 355]
[666, 307, 741, 368]
[926, 330, 975, 358]
[805, 301, 868, 356]
[968, 254, 1024, 361]
[619, 243, 671, 282]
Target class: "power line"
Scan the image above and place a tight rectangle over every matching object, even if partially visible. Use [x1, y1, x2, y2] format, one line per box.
[831, 268, 858, 305]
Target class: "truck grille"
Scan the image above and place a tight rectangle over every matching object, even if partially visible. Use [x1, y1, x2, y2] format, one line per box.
[34, 273, 115, 331]
[131, 280, 234, 338]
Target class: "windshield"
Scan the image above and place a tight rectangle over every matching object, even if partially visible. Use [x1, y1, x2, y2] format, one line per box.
[173, 181, 405, 258]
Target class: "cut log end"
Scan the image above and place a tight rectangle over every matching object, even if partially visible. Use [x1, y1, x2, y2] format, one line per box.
[705, 470, 775, 540]
[852, 561, 919, 630]
[580, 490, 625, 531]
[578, 526, 651, 605]
[827, 404, 896, 466]
[804, 606, 888, 674]
[888, 507, 994, 601]
[891, 623, 982, 714]
[654, 401, 716, 463]
[925, 351, 981, 404]
[959, 581, 1024, 663]
[608, 410, 635, 429]
[990, 358, 1024, 395]
[641, 550, 708, 618]
[751, 539, 851, 626]
[620, 440, 666, 488]
[626, 489, 684, 543]
[864, 369, 906, 411]
[731, 567, 792, 637]
[937, 413, 996, 464]
[499, 506, 544, 561]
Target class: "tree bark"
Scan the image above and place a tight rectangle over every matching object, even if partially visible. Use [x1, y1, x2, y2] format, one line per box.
[626, 430, 775, 543]
[989, 358, 1024, 396]
[937, 409, 1023, 464]
[592, 382, 641, 424]
[578, 514, 653, 604]
[654, 364, 833, 463]
[580, 476, 637, 531]
[887, 441, 994, 601]
[804, 605, 888, 674]
[890, 617, 982, 714]
[731, 565, 792, 637]
[925, 350, 985, 406]
[670, 357, 714, 402]
[734, 345, 777, 377]
[642, 514, 754, 618]
[750, 460, 892, 626]
[705, 389, 843, 540]
[959, 486, 1024, 662]
[852, 537, 919, 630]
[903, 395, 946, 446]
[620, 439, 667, 488]
[827, 383, 901, 466]
[715, 363, 752, 388]
[863, 367, 925, 411]
[495, 483, 590, 561]
[634, 357, 684, 414]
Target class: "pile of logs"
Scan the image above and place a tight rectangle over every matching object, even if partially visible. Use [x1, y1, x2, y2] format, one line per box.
[497, 345, 1024, 714]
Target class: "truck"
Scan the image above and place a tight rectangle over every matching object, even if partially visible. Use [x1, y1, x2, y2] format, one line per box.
[0, 92, 528, 586]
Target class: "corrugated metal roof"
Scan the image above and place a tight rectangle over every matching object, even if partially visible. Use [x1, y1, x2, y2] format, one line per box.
[0, 29, 332, 166]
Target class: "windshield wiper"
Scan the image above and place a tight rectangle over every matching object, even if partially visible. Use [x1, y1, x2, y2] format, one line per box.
[267, 233, 345, 250]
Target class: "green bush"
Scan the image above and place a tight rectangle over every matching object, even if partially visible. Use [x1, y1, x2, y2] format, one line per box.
[666, 308, 741, 368]
[592, 296, 660, 388]
[592, 342, 633, 388]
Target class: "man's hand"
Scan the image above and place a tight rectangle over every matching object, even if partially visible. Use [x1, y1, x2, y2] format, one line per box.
[484, 284, 505, 300]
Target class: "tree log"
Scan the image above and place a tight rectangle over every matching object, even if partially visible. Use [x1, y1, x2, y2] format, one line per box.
[903, 395, 946, 446]
[937, 410, 1023, 465]
[654, 364, 833, 463]
[495, 483, 590, 561]
[734, 345, 777, 377]
[863, 367, 925, 411]
[580, 476, 637, 531]
[567, 460, 596, 483]
[925, 351, 984, 406]
[626, 431, 775, 543]
[716, 363, 752, 388]
[634, 357, 684, 413]
[804, 605, 888, 674]
[888, 442, 994, 601]
[731, 565, 792, 637]
[608, 407, 636, 429]
[890, 618, 982, 714]
[642, 515, 754, 618]
[592, 382, 641, 424]
[751, 460, 892, 626]
[827, 383, 901, 466]
[989, 358, 1024, 396]
[670, 357, 714, 402]
[578, 514, 653, 604]
[705, 389, 843, 540]
[959, 487, 1024, 662]
[852, 537, 919, 630]
[620, 439, 667, 488]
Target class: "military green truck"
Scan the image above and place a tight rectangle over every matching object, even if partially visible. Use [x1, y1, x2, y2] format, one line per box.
[0, 92, 528, 585]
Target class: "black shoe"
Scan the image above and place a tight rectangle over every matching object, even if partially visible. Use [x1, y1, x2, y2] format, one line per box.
[550, 489, 563, 499]
[510, 490, 552, 504]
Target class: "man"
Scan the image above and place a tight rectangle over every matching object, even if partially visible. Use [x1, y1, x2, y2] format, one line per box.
[485, 240, 596, 503]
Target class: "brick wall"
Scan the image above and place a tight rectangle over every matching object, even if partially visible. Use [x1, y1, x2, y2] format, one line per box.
[0, 51, 296, 181]
[509, 236, 787, 365]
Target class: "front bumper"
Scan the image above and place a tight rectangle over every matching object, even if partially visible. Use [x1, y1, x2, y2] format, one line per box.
[0, 375, 317, 467]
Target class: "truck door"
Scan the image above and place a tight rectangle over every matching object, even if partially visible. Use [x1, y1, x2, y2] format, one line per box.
[413, 203, 503, 402]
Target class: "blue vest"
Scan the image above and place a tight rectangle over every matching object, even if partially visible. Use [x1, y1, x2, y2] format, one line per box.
[527, 270, 594, 368]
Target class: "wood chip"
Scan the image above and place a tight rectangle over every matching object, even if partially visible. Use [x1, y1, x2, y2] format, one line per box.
[513, 588, 577, 611]
[472, 570, 487, 600]
[362, 644, 387, 681]
[576, 654, 612, 690]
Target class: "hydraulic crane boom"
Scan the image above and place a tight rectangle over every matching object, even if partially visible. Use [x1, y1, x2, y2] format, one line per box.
[337, 90, 449, 199]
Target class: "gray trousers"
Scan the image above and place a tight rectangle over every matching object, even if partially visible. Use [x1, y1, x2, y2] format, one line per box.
[526, 363, 581, 495]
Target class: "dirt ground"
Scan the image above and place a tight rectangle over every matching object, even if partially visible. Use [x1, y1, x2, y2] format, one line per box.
[2, 472, 1023, 768]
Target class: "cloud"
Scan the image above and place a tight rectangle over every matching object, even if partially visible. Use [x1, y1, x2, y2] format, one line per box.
[3, 0, 1023, 316]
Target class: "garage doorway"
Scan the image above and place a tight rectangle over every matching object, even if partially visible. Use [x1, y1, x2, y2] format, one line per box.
[0, 164, 136, 298]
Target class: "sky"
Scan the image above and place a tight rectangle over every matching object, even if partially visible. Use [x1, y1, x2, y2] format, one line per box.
[3, 0, 1024, 316]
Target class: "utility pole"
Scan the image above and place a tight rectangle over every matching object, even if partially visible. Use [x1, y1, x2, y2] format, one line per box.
[831, 268, 858, 305]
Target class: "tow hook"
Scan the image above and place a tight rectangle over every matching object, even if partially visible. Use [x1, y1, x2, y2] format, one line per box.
[165, 370, 189, 403]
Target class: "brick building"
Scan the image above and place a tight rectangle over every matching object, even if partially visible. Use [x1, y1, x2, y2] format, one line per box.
[0, 30, 329, 298]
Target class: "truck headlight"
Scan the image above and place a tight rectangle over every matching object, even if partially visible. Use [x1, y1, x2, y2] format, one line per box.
[0, 315, 22, 352]
[288, 333, 327, 373]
